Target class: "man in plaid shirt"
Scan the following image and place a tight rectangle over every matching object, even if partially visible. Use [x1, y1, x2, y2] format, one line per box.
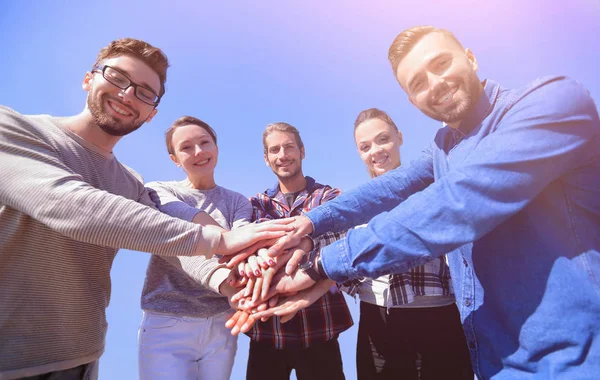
[245, 122, 352, 380]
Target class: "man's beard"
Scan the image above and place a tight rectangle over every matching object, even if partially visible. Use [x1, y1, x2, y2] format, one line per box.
[423, 93, 475, 124]
[423, 80, 478, 125]
[273, 163, 301, 180]
[87, 93, 143, 137]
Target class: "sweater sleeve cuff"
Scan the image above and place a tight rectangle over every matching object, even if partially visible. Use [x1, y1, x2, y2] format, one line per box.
[195, 225, 222, 257]
[207, 267, 230, 294]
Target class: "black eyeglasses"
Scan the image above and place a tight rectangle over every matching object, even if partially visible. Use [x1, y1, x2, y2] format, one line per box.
[92, 65, 161, 106]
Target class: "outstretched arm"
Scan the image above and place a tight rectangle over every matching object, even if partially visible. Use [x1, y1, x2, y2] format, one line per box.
[0, 108, 218, 257]
[318, 77, 600, 282]
[265, 155, 434, 257]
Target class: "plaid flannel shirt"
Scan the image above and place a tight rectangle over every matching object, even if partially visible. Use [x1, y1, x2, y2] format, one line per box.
[340, 223, 453, 306]
[247, 176, 353, 349]
[341, 258, 453, 307]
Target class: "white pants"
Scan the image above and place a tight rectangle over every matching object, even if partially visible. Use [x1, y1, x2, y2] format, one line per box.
[138, 311, 237, 380]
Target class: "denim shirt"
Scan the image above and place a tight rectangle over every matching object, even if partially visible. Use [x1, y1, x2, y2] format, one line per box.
[306, 76, 600, 379]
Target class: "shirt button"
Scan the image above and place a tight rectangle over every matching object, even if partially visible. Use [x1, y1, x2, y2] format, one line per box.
[465, 299, 472, 307]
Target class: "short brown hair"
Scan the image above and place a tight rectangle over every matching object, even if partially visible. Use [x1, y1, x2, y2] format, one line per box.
[262, 122, 304, 154]
[94, 38, 169, 100]
[165, 116, 217, 155]
[388, 26, 464, 78]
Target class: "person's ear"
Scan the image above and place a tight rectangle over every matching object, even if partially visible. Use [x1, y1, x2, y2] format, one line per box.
[169, 153, 181, 167]
[465, 48, 478, 72]
[82, 72, 94, 92]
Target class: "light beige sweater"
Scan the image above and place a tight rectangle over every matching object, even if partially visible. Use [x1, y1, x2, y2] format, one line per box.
[0, 106, 220, 379]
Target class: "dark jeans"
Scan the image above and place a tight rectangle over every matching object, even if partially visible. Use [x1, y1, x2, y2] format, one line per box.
[357, 302, 473, 380]
[19, 361, 98, 380]
[247, 338, 345, 380]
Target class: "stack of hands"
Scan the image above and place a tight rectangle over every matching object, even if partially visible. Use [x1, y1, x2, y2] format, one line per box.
[217, 215, 334, 336]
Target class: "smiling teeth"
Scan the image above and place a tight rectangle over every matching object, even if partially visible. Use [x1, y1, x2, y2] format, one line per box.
[109, 102, 131, 116]
[438, 89, 455, 104]
[197, 159, 209, 165]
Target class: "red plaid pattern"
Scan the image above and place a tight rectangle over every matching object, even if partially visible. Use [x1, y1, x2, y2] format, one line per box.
[248, 176, 353, 349]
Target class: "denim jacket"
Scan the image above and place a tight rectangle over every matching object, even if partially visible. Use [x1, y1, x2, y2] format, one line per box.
[307, 76, 600, 379]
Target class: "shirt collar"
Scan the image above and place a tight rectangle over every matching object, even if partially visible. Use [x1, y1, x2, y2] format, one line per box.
[454, 79, 501, 137]
[265, 176, 315, 198]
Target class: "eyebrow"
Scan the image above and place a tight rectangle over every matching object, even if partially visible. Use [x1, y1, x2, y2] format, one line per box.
[357, 131, 388, 146]
[270, 142, 295, 149]
[114, 66, 159, 94]
[406, 52, 447, 91]
[177, 134, 212, 146]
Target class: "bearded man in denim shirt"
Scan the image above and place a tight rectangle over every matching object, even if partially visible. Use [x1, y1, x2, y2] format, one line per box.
[249, 26, 600, 379]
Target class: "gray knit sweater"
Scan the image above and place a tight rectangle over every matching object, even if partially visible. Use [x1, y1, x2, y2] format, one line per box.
[0, 106, 220, 379]
[141, 180, 252, 317]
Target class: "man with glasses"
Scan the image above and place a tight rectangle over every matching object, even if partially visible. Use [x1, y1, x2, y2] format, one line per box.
[92, 65, 161, 107]
[0, 38, 290, 380]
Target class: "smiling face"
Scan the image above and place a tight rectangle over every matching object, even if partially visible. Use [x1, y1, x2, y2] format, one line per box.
[264, 131, 305, 181]
[169, 124, 218, 182]
[396, 32, 482, 128]
[83, 55, 159, 136]
[355, 118, 403, 177]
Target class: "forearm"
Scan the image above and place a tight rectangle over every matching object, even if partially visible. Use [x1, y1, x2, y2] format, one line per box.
[192, 211, 225, 228]
[306, 155, 434, 237]
[320, 77, 600, 282]
[160, 255, 228, 291]
[0, 115, 220, 257]
[1, 176, 219, 257]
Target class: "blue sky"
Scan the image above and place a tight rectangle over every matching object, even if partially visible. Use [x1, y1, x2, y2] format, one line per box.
[2, 0, 599, 379]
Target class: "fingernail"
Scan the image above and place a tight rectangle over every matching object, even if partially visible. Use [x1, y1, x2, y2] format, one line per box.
[255, 270, 260, 276]
[228, 279, 233, 284]
[240, 271, 245, 277]
[268, 260, 275, 266]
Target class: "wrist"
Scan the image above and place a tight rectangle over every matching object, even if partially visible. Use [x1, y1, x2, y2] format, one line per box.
[314, 250, 328, 280]
[210, 268, 231, 294]
[198, 225, 224, 257]
[219, 281, 237, 298]
[301, 234, 316, 251]
[300, 248, 328, 282]
[295, 215, 314, 236]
